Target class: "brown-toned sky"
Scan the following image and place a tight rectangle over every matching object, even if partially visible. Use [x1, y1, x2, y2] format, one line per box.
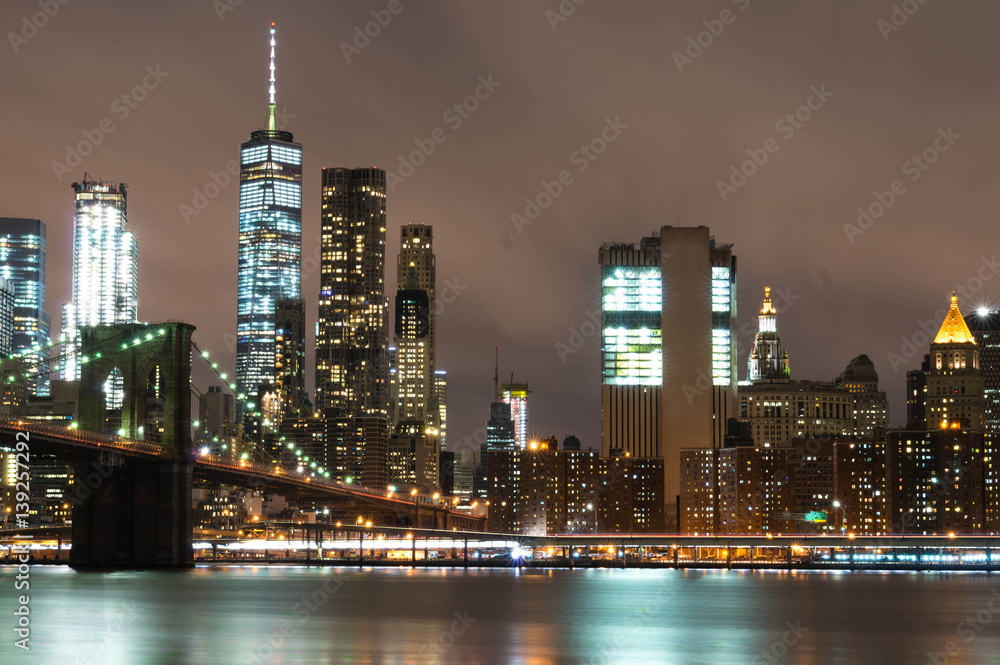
[2, 0, 997, 452]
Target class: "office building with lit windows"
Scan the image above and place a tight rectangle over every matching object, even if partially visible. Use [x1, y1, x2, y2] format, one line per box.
[0, 218, 51, 395]
[387, 419, 439, 491]
[966, 308, 1000, 435]
[393, 269, 431, 424]
[681, 439, 838, 535]
[600, 236, 662, 457]
[396, 225, 436, 412]
[315, 167, 388, 417]
[236, 24, 303, 402]
[739, 381, 855, 446]
[924, 293, 985, 430]
[600, 226, 737, 528]
[738, 289, 886, 445]
[0, 280, 13, 356]
[433, 370, 447, 449]
[502, 380, 530, 448]
[886, 428, 991, 535]
[486, 444, 664, 535]
[835, 354, 889, 438]
[62, 178, 138, 392]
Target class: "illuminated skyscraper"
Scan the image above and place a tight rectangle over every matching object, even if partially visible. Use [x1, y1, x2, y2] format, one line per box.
[502, 380, 530, 448]
[433, 370, 447, 449]
[315, 167, 388, 416]
[0, 218, 51, 395]
[236, 23, 302, 401]
[600, 226, 737, 528]
[966, 308, 1000, 434]
[397, 224, 436, 376]
[0, 279, 13, 356]
[600, 237, 662, 457]
[484, 401, 516, 464]
[62, 178, 138, 387]
[747, 287, 789, 382]
[393, 268, 431, 424]
[924, 292, 984, 429]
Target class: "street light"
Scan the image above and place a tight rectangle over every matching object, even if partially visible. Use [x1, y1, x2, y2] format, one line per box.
[832, 500, 844, 534]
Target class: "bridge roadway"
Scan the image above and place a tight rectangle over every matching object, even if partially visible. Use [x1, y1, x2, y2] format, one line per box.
[0, 419, 484, 532]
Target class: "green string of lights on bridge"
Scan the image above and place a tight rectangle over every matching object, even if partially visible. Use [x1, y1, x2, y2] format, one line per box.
[0, 322, 344, 484]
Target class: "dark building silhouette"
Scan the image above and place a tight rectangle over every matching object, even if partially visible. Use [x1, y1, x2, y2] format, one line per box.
[562, 435, 581, 451]
[274, 298, 307, 417]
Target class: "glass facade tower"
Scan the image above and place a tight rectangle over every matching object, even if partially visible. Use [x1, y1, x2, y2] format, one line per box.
[61, 179, 138, 384]
[0, 218, 51, 395]
[236, 23, 302, 401]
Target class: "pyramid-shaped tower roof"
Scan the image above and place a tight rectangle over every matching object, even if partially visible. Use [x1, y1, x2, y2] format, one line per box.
[933, 292, 977, 345]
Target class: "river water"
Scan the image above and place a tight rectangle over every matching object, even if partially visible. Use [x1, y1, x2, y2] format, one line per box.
[2, 565, 1000, 664]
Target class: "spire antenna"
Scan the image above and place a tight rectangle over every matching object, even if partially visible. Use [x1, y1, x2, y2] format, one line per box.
[268, 22, 276, 106]
[263, 22, 278, 132]
[494, 344, 499, 403]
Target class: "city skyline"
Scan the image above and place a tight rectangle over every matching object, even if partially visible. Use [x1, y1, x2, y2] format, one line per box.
[2, 3, 997, 450]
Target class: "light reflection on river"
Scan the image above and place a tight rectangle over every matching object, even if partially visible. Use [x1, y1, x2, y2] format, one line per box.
[2, 565, 1000, 664]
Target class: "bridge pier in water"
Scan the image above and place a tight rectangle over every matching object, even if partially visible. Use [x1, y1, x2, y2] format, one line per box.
[70, 322, 196, 568]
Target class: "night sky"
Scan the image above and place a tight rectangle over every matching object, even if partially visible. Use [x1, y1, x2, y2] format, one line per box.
[2, 0, 997, 454]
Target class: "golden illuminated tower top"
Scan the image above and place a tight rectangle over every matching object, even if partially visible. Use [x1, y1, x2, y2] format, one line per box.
[760, 286, 777, 315]
[747, 286, 789, 381]
[933, 291, 976, 345]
